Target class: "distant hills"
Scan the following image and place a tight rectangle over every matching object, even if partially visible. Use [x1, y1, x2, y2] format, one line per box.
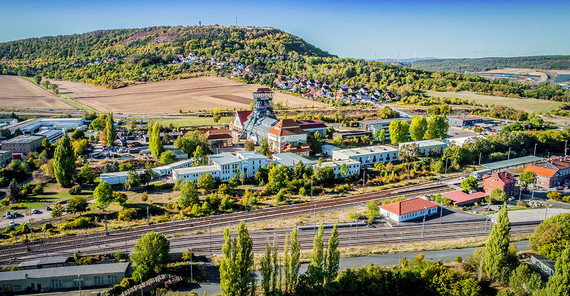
[411, 55, 570, 72]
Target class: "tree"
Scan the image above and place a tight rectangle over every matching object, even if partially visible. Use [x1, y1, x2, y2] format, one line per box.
[7, 179, 21, 202]
[193, 145, 207, 166]
[197, 173, 215, 191]
[545, 244, 570, 296]
[53, 133, 76, 187]
[283, 234, 291, 294]
[106, 113, 116, 146]
[509, 264, 542, 296]
[490, 188, 507, 203]
[290, 227, 301, 291]
[325, 224, 340, 284]
[33, 74, 42, 85]
[484, 203, 511, 280]
[271, 241, 279, 293]
[308, 223, 325, 286]
[530, 213, 570, 260]
[149, 122, 164, 158]
[461, 176, 478, 193]
[131, 232, 170, 278]
[373, 128, 386, 143]
[398, 143, 420, 162]
[67, 196, 88, 215]
[51, 203, 64, 218]
[309, 131, 323, 154]
[179, 181, 199, 209]
[389, 120, 409, 145]
[265, 164, 288, 194]
[260, 139, 272, 157]
[220, 221, 253, 296]
[410, 116, 428, 141]
[260, 242, 272, 295]
[160, 151, 177, 165]
[93, 181, 113, 234]
[245, 141, 255, 151]
[77, 163, 95, 185]
[520, 171, 536, 189]
[425, 115, 449, 139]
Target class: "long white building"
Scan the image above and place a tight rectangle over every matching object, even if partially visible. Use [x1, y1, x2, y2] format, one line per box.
[152, 159, 194, 177]
[398, 140, 448, 157]
[315, 159, 361, 178]
[235, 151, 270, 178]
[100, 169, 145, 185]
[332, 145, 398, 165]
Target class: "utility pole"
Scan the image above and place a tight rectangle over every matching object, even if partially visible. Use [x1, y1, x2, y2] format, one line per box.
[508, 147, 511, 160]
[399, 232, 403, 262]
[43, 231, 48, 257]
[190, 248, 193, 283]
[363, 170, 366, 192]
[444, 158, 448, 176]
[406, 163, 410, 184]
[475, 226, 479, 246]
[77, 275, 82, 296]
[534, 143, 537, 156]
[147, 205, 150, 226]
[355, 214, 358, 241]
[124, 226, 128, 253]
[209, 223, 212, 256]
[478, 152, 482, 166]
[139, 275, 143, 296]
[545, 201, 549, 221]
[565, 140, 568, 157]
[439, 198, 444, 224]
[313, 204, 317, 234]
[310, 176, 313, 202]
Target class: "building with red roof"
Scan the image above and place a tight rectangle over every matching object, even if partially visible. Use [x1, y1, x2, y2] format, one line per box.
[482, 171, 516, 195]
[524, 156, 570, 188]
[379, 198, 440, 222]
[442, 190, 489, 206]
[267, 119, 309, 154]
[205, 129, 233, 148]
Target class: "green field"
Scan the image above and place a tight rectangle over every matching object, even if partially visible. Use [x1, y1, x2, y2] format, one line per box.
[424, 90, 561, 113]
[152, 116, 233, 127]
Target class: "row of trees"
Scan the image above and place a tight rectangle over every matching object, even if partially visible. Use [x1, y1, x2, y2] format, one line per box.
[388, 115, 449, 145]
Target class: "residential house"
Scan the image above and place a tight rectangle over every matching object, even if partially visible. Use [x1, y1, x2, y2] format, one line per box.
[379, 198, 440, 222]
[205, 129, 233, 148]
[267, 119, 309, 154]
[524, 157, 570, 188]
[482, 172, 517, 195]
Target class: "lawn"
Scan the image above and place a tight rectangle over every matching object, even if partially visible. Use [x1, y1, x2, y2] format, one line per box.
[423, 90, 561, 113]
[152, 116, 233, 127]
[3, 183, 94, 213]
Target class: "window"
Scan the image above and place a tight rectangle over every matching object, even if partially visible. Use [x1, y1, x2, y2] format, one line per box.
[107, 275, 117, 285]
[52, 279, 62, 288]
[95, 276, 104, 286]
[73, 277, 84, 287]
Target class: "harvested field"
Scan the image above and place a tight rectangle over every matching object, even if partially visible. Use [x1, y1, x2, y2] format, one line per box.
[424, 90, 560, 113]
[53, 76, 326, 115]
[0, 75, 76, 110]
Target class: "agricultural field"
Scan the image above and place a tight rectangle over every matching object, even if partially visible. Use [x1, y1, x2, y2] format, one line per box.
[0, 75, 76, 110]
[152, 116, 234, 127]
[52, 76, 326, 115]
[423, 90, 561, 113]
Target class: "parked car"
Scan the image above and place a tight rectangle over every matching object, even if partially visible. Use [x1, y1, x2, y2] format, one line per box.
[6, 211, 11, 219]
[31, 209, 39, 214]
[9, 221, 15, 227]
[45, 206, 51, 211]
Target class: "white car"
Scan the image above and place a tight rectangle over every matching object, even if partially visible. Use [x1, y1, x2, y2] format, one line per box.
[9, 221, 15, 227]
[31, 209, 39, 214]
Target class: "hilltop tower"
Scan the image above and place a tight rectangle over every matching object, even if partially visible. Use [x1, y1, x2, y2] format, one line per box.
[238, 88, 277, 140]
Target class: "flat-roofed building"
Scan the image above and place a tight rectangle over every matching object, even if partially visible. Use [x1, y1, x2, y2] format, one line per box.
[1, 135, 44, 154]
[0, 150, 12, 167]
[152, 159, 194, 177]
[358, 118, 412, 141]
[315, 159, 361, 179]
[398, 140, 448, 157]
[332, 145, 398, 165]
[0, 262, 129, 294]
[235, 151, 269, 178]
[272, 152, 316, 168]
[447, 116, 491, 127]
[208, 152, 243, 182]
[172, 165, 220, 183]
[322, 144, 340, 156]
[379, 198, 440, 223]
[100, 169, 145, 185]
[35, 129, 63, 143]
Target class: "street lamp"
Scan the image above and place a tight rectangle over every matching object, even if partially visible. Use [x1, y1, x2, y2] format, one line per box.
[139, 275, 143, 296]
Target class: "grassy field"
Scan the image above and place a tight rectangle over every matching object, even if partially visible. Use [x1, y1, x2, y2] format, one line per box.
[424, 90, 561, 113]
[151, 116, 234, 127]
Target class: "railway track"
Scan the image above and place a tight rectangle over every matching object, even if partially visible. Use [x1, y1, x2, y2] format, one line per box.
[0, 182, 454, 265]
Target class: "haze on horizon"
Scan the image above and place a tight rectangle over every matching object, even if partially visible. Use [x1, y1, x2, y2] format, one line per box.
[1, 0, 569, 60]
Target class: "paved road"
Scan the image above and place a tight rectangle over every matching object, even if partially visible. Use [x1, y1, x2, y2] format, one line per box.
[191, 241, 530, 296]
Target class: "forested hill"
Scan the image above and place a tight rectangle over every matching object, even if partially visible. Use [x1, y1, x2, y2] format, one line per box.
[411, 55, 570, 72]
[0, 26, 333, 87]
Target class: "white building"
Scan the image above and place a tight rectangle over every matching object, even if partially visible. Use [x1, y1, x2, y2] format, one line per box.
[100, 169, 145, 185]
[172, 165, 220, 183]
[235, 151, 269, 178]
[208, 152, 243, 182]
[398, 140, 448, 157]
[379, 198, 440, 223]
[332, 146, 398, 165]
[152, 159, 194, 177]
[6, 118, 88, 135]
[321, 144, 340, 157]
[35, 129, 63, 143]
[315, 159, 360, 178]
[272, 152, 316, 168]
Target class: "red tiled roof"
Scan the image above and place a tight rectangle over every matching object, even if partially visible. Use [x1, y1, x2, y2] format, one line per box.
[236, 110, 252, 124]
[298, 120, 327, 130]
[380, 198, 439, 216]
[442, 190, 488, 205]
[268, 119, 306, 137]
[256, 88, 272, 92]
[206, 133, 232, 140]
[525, 165, 557, 177]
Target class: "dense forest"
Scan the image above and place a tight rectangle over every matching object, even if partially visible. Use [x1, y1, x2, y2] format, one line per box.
[1, 26, 569, 102]
[411, 55, 570, 72]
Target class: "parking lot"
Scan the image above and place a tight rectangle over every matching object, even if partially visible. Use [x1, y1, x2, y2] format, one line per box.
[1, 206, 53, 228]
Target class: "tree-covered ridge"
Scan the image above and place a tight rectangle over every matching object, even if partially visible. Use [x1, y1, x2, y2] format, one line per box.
[411, 55, 570, 72]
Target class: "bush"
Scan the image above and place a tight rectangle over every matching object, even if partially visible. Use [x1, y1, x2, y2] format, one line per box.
[516, 201, 526, 207]
[60, 217, 93, 230]
[114, 251, 125, 261]
[69, 185, 82, 195]
[118, 208, 137, 221]
[141, 192, 148, 202]
[32, 184, 44, 195]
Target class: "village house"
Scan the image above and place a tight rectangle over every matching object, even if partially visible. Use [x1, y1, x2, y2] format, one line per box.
[379, 198, 440, 222]
[482, 171, 517, 195]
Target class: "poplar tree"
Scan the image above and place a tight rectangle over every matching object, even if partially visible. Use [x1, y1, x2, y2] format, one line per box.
[149, 122, 163, 158]
[409, 116, 428, 141]
[484, 203, 511, 280]
[272, 240, 279, 293]
[325, 224, 340, 284]
[220, 222, 253, 296]
[106, 112, 116, 146]
[290, 227, 301, 291]
[308, 223, 325, 286]
[283, 234, 291, 293]
[53, 133, 76, 187]
[545, 244, 570, 295]
[260, 242, 272, 296]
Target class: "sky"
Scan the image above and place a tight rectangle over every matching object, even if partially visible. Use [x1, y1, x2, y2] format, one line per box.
[1, 0, 569, 59]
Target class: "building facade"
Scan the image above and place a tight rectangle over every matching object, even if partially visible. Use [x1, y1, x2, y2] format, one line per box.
[379, 198, 440, 223]
[314, 159, 361, 179]
[358, 118, 412, 141]
[153, 159, 194, 177]
[235, 151, 270, 178]
[1, 135, 44, 154]
[482, 171, 517, 195]
[332, 145, 398, 165]
[398, 140, 448, 157]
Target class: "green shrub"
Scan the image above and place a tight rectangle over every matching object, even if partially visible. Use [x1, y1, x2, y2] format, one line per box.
[118, 208, 137, 221]
[60, 217, 92, 230]
[69, 185, 82, 195]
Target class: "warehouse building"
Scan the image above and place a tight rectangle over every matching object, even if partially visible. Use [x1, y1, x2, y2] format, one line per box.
[1, 135, 44, 154]
[332, 145, 398, 165]
[100, 169, 145, 185]
[0, 262, 129, 294]
[379, 198, 440, 223]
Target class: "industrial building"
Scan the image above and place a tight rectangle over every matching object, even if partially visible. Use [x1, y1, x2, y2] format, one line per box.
[332, 145, 398, 165]
[0, 263, 129, 294]
[272, 152, 316, 168]
[35, 129, 63, 143]
[100, 169, 145, 185]
[447, 116, 491, 127]
[4, 118, 88, 135]
[1, 135, 45, 154]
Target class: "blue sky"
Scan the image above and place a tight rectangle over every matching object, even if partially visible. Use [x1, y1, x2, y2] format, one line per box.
[1, 0, 569, 59]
